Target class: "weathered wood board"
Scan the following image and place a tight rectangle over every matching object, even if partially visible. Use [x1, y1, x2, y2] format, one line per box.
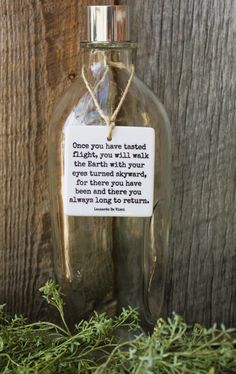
[0, 0, 235, 326]
[0, 0, 113, 320]
[118, 0, 236, 326]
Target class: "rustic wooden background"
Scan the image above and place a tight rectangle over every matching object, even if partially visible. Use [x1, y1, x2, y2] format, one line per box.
[0, 0, 235, 326]
[0, 0, 113, 320]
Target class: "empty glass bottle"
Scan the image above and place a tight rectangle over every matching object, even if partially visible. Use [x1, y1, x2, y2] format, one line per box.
[48, 5, 171, 330]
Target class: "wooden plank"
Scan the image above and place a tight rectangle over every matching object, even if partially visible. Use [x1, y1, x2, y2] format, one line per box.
[118, 0, 236, 326]
[0, 0, 113, 320]
[1, 0, 235, 327]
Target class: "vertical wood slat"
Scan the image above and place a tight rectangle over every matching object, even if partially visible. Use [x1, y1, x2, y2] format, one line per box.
[118, 0, 236, 326]
[0, 0, 113, 320]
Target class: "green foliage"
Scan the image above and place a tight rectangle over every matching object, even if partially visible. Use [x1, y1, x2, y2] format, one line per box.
[0, 281, 235, 373]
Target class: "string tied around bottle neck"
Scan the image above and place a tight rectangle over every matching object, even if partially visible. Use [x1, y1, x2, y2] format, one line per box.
[82, 64, 135, 141]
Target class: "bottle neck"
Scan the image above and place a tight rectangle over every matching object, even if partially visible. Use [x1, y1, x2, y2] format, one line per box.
[81, 43, 136, 71]
[79, 43, 137, 122]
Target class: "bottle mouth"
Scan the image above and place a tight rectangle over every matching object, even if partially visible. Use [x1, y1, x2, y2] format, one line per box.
[86, 5, 130, 43]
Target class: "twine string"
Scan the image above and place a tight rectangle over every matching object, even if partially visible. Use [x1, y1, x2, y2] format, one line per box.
[82, 64, 135, 140]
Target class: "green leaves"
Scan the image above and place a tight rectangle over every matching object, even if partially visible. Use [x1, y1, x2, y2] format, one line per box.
[39, 280, 71, 336]
[0, 337, 3, 353]
[0, 281, 235, 373]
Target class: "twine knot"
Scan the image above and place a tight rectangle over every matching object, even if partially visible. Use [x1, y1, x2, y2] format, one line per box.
[107, 121, 116, 141]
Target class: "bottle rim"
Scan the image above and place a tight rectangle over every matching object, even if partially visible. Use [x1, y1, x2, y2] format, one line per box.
[80, 42, 137, 50]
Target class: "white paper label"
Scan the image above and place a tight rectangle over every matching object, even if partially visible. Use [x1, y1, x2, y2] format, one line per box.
[63, 126, 155, 217]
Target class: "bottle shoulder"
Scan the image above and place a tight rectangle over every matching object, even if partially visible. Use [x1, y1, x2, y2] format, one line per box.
[49, 71, 171, 144]
[131, 74, 171, 132]
[49, 77, 86, 127]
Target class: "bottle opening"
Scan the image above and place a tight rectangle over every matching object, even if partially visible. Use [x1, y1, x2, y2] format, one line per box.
[80, 41, 137, 50]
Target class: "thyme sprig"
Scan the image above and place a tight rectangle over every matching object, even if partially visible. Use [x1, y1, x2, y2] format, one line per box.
[0, 280, 235, 373]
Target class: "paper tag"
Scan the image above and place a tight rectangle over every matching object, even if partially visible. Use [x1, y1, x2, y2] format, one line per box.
[63, 126, 155, 217]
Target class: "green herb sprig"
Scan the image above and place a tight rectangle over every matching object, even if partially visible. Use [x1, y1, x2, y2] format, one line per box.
[0, 280, 235, 373]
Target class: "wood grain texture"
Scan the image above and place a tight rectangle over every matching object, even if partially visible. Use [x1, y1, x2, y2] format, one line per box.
[118, 0, 236, 326]
[0, 0, 113, 320]
[1, 0, 235, 326]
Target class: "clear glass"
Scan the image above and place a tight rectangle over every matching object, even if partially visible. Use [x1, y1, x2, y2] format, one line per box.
[48, 43, 171, 331]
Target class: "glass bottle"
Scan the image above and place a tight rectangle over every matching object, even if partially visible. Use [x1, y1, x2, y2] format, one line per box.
[48, 5, 171, 331]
